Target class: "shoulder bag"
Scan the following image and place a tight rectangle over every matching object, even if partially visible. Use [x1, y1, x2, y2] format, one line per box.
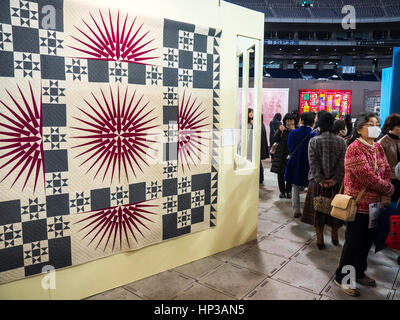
[269, 142, 278, 155]
[330, 149, 377, 222]
[313, 186, 334, 215]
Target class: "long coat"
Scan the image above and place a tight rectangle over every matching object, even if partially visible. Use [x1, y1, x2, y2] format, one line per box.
[269, 118, 281, 146]
[270, 128, 291, 175]
[261, 122, 269, 160]
[284, 126, 317, 187]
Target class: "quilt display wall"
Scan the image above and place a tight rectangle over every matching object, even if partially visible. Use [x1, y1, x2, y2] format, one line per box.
[0, 0, 221, 285]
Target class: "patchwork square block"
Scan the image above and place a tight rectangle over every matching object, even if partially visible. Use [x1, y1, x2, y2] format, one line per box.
[22, 219, 48, 244]
[0, 200, 21, 225]
[0, 50, 14, 77]
[0, 223, 22, 249]
[43, 150, 68, 173]
[21, 198, 46, 222]
[10, 0, 39, 28]
[87, 59, 108, 82]
[46, 194, 70, 217]
[39, 29, 64, 55]
[42, 103, 67, 127]
[14, 52, 40, 78]
[40, 54, 65, 80]
[65, 58, 87, 81]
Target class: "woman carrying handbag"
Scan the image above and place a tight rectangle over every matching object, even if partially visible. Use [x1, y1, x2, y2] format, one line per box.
[333, 112, 394, 297]
[303, 113, 347, 250]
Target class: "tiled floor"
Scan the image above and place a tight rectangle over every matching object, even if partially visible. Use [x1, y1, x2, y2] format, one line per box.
[86, 160, 400, 300]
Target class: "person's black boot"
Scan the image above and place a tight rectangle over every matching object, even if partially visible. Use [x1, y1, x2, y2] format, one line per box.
[286, 192, 292, 199]
[279, 193, 285, 199]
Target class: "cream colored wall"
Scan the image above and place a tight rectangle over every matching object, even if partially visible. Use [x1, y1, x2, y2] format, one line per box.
[0, 0, 264, 300]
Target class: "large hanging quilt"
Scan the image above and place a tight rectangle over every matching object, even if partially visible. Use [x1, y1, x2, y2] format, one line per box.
[0, 0, 221, 285]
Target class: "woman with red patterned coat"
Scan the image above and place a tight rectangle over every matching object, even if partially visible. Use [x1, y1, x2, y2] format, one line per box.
[334, 112, 394, 297]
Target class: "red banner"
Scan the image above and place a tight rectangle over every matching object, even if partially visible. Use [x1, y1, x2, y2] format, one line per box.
[299, 89, 352, 118]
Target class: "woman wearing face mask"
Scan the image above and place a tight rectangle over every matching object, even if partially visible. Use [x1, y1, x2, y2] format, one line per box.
[333, 119, 348, 138]
[334, 112, 394, 297]
[271, 113, 295, 199]
[378, 114, 400, 202]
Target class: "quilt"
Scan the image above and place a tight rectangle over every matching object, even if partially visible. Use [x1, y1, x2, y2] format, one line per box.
[0, 0, 221, 285]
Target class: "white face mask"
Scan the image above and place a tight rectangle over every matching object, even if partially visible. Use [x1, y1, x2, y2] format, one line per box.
[368, 126, 381, 139]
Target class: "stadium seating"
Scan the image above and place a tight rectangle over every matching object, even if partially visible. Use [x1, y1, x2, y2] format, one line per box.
[301, 69, 341, 80]
[341, 72, 379, 81]
[225, 0, 398, 19]
[264, 69, 303, 78]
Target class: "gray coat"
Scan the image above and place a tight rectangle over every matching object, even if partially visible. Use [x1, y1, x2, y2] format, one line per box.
[308, 131, 347, 184]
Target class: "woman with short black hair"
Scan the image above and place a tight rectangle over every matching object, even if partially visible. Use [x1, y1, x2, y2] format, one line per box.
[333, 119, 347, 137]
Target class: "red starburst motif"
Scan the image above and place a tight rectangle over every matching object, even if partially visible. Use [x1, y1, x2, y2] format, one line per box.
[71, 86, 159, 183]
[75, 201, 158, 251]
[69, 9, 158, 64]
[178, 91, 210, 172]
[0, 82, 44, 193]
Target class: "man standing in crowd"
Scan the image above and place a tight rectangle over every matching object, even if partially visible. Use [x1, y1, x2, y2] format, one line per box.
[284, 112, 317, 218]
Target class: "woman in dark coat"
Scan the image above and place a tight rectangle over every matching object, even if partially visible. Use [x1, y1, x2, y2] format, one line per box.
[271, 113, 295, 198]
[344, 114, 353, 140]
[269, 113, 282, 147]
[260, 114, 269, 183]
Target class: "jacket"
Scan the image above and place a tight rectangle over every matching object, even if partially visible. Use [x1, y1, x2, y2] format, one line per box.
[308, 132, 347, 184]
[378, 133, 400, 180]
[261, 122, 269, 160]
[344, 139, 393, 214]
[269, 119, 281, 146]
[270, 128, 291, 175]
[284, 126, 318, 187]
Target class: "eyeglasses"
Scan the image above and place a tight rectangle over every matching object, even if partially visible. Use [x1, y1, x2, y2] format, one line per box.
[364, 123, 379, 127]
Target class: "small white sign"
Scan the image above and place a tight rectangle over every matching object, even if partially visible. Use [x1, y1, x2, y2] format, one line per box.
[221, 128, 235, 147]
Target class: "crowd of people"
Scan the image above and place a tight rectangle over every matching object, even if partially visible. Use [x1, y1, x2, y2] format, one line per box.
[263, 110, 400, 297]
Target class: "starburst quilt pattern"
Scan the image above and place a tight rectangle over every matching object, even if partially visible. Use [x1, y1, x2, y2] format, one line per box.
[0, 0, 221, 285]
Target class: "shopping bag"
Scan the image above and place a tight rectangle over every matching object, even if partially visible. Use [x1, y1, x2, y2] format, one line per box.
[386, 215, 400, 251]
[375, 202, 398, 253]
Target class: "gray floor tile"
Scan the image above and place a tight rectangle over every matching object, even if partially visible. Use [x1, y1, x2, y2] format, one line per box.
[257, 235, 305, 259]
[271, 220, 315, 243]
[229, 245, 289, 276]
[259, 207, 294, 225]
[173, 257, 224, 280]
[257, 220, 283, 237]
[124, 270, 195, 300]
[291, 241, 343, 273]
[172, 282, 236, 300]
[363, 264, 399, 289]
[85, 287, 144, 300]
[244, 278, 320, 300]
[322, 280, 396, 300]
[199, 262, 267, 299]
[212, 241, 255, 262]
[368, 248, 400, 268]
[272, 260, 333, 294]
